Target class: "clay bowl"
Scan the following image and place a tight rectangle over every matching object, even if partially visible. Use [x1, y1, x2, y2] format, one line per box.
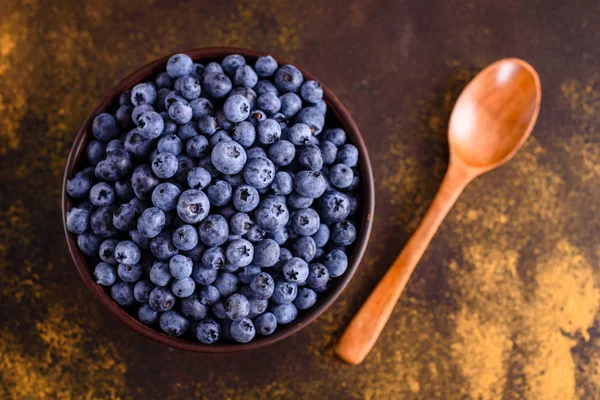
[62, 47, 374, 352]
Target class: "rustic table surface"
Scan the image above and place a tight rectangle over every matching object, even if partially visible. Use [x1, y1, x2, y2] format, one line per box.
[1, 1, 599, 399]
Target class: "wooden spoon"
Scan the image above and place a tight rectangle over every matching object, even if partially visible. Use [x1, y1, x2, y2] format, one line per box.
[335, 58, 541, 365]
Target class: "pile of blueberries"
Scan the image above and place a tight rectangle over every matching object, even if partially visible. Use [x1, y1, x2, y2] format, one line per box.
[65, 53, 361, 344]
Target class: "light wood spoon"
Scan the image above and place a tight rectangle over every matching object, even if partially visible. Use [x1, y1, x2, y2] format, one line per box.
[335, 58, 541, 365]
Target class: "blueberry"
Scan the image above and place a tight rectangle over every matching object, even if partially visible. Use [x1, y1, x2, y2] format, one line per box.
[254, 312, 277, 335]
[191, 264, 219, 286]
[252, 239, 280, 267]
[111, 204, 136, 232]
[249, 109, 267, 127]
[295, 107, 325, 135]
[223, 239, 253, 268]
[256, 119, 281, 145]
[307, 263, 329, 288]
[224, 293, 250, 321]
[228, 212, 252, 236]
[246, 147, 267, 161]
[282, 257, 309, 284]
[168, 100, 193, 124]
[66, 170, 93, 198]
[230, 121, 256, 148]
[177, 122, 199, 142]
[249, 271, 275, 299]
[271, 280, 298, 304]
[271, 112, 289, 129]
[214, 272, 239, 297]
[254, 196, 289, 232]
[312, 224, 330, 247]
[267, 228, 289, 246]
[149, 261, 172, 287]
[183, 136, 207, 160]
[124, 129, 154, 159]
[129, 165, 158, 200]
[230, 86, 257, 109]
[202, 246, 226, 269]
[133, 280, 154, 302]
[137, 303, 158, 325]
[113, 240, 141, 266]
[248, 297, 268, 318]
[272, 303, 298, 325]
[329, 163, 354, 189]
[229, 317, 254, 342]
[114, 105, 134, 129]
[266, 141, 293, 168]
[131, 82, 157, 106]
[323, 249, 348, 278]
[111, 281, 135, 306]
[299, 144, 324, 171]
[92, 113, 119, 141]
[204, 180, 231, 208]
[255, 91, 280, 114]
[208, 140, 246, 176]
[66, 207, 90, 234]
[318, 190, 351, 223]
[97, 239, 118, 264]
[268, 172, 292, 197]
[195, 318, 221, 344]
[167, 255, 192, 280]
[207, 130, 229, 148]
[212, 302, 228, 320]
[159, 310, 190, 337]
[166, 53, 194, 78]
[254, 55, 278, 77]
[86, 139, 107, 165]
[155, 72, 174, 89]
[127, 228, 149, 250]
[190, 97, 214, 119]
[243, 157, 275, 189]
[274, 65, 303, 93]
[94, 262, 117, 286]
[162, 115, 179, 136]
[294, 288, 318, 310]
[279, 93, 302, 119]
[150, 231, 179, 260]
[338, 143, 359, 166]
[319, 141, 338, 165]
[221, 54, 246, 76]
[171, 277, 196, 298]
[198, 285, 220, 306]
[291, 236, 317, 263]
[149, 153, 177, 180]
[96, 149, 133, 181]
[175, 75, 201, 100]
[114, 179, 135, 201]
[179, 294, 208, 320]
[293, 170, 327, 199]
[118, 262, 143, 283]
[198, 214, 229, 247]
[137, 207, 166, 239]
[204, 62, 224, 75]
[237, 264, 261, 284]
[184, 167, 210, 191]
[286, 123, 310, 146]
[346, 170, 360, 191]
[347, 192, 360, 215]
[253, 81, 277, 98]
[149, 183, 179, 213]
[90, 206, 118, 238]
[177, 189, 210, 224]
[331, 220, 357, 246]
[290, 208, 320, 236]
[135, 110, 163, 139]
[203, 73, 232, 99]
[155, 88, 171, 112]
[229, 185, 258, 213]
[233, 64, 258, 88]
[170, 225, 198, 253]
[300, 80, 323, 104]
[119, 90, 132, 106]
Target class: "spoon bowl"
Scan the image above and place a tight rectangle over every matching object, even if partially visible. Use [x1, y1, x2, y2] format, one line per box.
[449, 58, 541, 170]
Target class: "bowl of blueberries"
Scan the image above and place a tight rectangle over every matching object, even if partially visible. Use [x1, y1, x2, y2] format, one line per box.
[62, 48, 374, 352]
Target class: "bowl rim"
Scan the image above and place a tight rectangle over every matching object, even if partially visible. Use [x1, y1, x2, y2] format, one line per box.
[62, 47, 375, 353]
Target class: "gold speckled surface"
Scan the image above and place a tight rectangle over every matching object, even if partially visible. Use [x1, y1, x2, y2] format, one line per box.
[1, 1, 600, 398]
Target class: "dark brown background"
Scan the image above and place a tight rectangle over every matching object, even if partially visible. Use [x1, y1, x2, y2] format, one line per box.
[1, 1, 599, 399]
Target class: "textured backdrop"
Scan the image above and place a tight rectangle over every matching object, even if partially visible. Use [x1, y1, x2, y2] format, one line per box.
[1, 0, 599, 399]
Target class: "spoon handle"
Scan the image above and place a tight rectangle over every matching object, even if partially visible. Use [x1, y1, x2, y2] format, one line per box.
[335, 163, 472, 365]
